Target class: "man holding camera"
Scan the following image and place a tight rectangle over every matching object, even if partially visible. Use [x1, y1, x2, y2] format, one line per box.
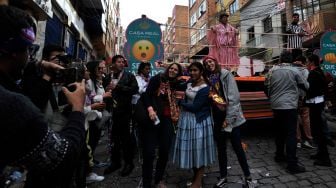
[22, 45, 66, 111]
[0, 5, 86, 187]
[21, 44, 78, 132]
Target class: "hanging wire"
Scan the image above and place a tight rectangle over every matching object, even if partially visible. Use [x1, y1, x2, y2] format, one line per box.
[160, 0, 336, 63]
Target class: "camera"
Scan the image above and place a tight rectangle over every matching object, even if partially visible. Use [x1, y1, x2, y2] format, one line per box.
[53, 57, 84, 85]
[56, 54, 72, 66]
[56, 62, 85, 106]
[54, 68, 78, 85]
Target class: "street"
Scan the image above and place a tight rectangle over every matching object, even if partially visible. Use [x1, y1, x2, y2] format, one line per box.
[88, 116, 336, 188]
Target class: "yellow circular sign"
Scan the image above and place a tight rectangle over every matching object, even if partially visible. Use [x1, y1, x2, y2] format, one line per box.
[132, 40, 156, 61]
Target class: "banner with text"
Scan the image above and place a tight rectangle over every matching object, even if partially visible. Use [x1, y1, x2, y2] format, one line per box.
[321, 31, 336, 77]
[123, 16, 164, 75]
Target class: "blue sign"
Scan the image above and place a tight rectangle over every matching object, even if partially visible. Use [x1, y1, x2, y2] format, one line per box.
[320, 31, 336, 77]
[124, 16, 164, 75]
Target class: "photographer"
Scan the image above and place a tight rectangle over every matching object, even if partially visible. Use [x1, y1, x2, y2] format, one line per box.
[0, 5, 86, 187]
[22, 44, 80, 132]
[22, 45, 66, 113]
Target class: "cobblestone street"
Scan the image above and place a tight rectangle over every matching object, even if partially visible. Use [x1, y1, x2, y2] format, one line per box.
[88, 116, 336, 188]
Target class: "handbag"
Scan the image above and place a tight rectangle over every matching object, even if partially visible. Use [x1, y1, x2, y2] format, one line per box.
[209, 88, 226, 111]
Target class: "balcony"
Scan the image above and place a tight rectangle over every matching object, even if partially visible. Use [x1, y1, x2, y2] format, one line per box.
[242, 36, 266, 57]
[10, 0, 53, 20]
[301, 10, 336, 46]
[82, 0, 105, 10]
[246, 37, 256, 47]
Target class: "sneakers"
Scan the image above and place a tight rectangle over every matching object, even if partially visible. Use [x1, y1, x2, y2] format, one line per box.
[286, 164, 306, 174]
[244, 177, 255, 188]
[302, 140, 315, 149]
[186, 181, 192, 187]
[214, 177, 227, 188]
[297, 142, 301, 148]
[86, 172, 104, 184]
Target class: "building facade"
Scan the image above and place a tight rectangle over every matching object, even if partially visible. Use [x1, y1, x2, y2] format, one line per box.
[240, 0, 284, 60]
[81, 0, 121, 59]
[10, 0, 121, 61]
[288, 0, 336, 49]
[189, 0, 217, 60]
[164, 5, 189, 63]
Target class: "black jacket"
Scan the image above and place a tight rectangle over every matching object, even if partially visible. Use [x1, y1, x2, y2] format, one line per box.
[306, 67, 327, 100]
[143, 74, 186, 119]
[0, 71, 85, 187]
[21, 61, 54, 112]
[103, 71, 138, 114]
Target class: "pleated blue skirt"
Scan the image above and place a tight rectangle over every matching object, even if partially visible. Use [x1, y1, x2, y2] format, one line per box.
[172, 110, 216, 169]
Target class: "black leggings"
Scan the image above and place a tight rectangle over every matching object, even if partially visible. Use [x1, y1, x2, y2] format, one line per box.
[140, 117, 174, 187]
[214, 123, 250, 178]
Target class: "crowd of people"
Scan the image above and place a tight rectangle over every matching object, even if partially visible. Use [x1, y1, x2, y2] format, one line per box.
[0, 5, 335, 188]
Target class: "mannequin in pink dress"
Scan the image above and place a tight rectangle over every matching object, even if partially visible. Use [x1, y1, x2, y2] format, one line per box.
[208, 13, 239, 70]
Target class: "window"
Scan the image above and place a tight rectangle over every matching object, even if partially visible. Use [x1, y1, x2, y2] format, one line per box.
[320, 0, 336, 10]
[247, 27, 255, 40]
[190, 12, 197, 26]
[189, 0, 196, 7]
[199, 24, 207, 40]
[263, 17, 272, 33]
[198, 1, 207, 18]
[229, 0, 239, 15]
[191, 33, 198, 45]
[312, 0, 320, 13]
[293, 0, 336, 21]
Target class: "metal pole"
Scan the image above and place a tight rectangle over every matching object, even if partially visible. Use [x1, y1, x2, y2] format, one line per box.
[104, 0, 111, 58]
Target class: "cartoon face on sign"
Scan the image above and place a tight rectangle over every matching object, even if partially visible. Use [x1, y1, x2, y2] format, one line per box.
[132, 40, 155, 61]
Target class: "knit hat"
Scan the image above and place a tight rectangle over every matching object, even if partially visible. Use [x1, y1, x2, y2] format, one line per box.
[203, 55, 217, 64]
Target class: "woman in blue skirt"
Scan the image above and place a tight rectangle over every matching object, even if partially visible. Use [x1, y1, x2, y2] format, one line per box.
[173, 62, 216, 188]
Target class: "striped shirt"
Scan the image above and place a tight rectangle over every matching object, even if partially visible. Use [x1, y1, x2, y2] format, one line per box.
[286, 24, 305, 49]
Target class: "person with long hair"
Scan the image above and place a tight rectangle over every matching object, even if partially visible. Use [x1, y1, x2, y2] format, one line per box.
[132, 62, 151, 105]
[173, 62, 216, 188]
[141, 63, 184, 188]
[203, 56, 253, 187]
[85, 60, 112, 162]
